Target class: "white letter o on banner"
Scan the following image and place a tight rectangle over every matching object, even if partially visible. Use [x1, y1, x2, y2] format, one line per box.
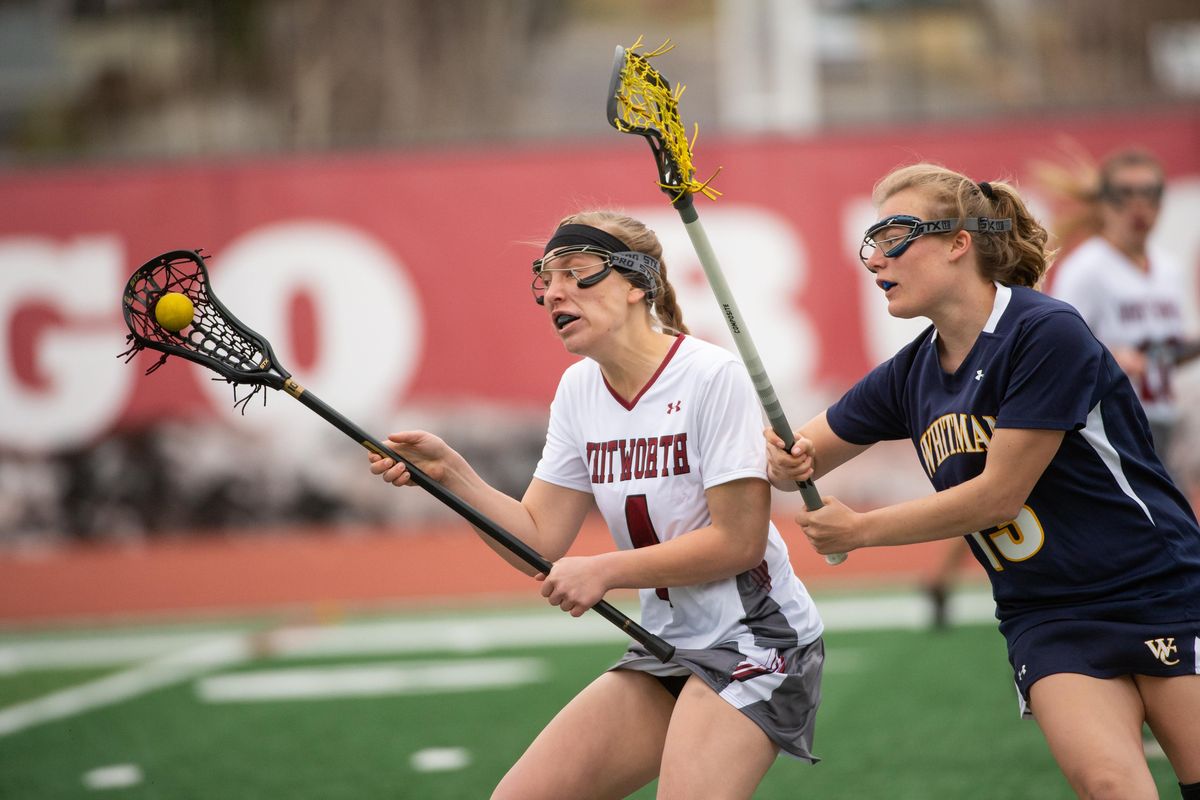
[200, 221, 423, 441]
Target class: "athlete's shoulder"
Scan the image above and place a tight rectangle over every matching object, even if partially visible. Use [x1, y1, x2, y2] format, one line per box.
[559, 355, 596, 378]
[1148, 242, 1187, 280]
[677, 333, 731, 358]
[1005, 285, 1084, 321]
[889, 322, 936, 368]
[673, 335, 742, 373]
[555, 355, 601, 395]
[1053, 236, 1117, 275]
[1000, 286, 1099, 350]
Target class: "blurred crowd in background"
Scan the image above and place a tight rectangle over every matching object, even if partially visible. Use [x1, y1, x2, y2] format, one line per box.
[2, 0, 1198, 161]
[0, 0, 1195, 160]
[2, 0, 1199, 548]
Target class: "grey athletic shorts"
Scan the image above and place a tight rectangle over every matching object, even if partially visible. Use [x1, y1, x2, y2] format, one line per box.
[612, 636, 824, 762]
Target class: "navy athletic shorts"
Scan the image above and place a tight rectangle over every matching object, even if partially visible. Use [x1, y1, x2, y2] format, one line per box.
[1007, 617, 1200, 717]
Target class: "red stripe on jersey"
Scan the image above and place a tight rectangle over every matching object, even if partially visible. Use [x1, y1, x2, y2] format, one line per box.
[603, 334, 685, 410]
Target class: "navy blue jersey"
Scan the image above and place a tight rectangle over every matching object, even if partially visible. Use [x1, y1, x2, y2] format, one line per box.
[827, 284, 1200, 642]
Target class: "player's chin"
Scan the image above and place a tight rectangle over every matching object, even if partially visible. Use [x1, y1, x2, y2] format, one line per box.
[884, 297, 921, 320]
[555, 326, 589, 354]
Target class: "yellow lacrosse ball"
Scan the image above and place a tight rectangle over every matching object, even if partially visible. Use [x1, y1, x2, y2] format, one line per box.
[154, 292, 194, 333]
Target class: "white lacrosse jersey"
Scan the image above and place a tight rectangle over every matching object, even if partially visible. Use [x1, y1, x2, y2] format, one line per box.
[533, 335, 823, 652]
[1051, 236, 1189, 424]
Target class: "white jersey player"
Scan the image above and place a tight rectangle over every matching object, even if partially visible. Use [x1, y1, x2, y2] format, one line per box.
[370, 210, 824, 800]
[536, 334, 822, 655]
[1050, 149, 1192, 458]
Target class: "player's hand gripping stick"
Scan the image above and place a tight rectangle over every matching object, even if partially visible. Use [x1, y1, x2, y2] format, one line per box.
[680, 208, 846, 566]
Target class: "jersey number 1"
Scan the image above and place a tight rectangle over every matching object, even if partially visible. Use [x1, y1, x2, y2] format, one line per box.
[625, 494, 670, 602]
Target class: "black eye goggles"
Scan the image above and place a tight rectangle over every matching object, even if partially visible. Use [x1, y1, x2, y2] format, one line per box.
[1099, 182, 1164, 206]
[859, 214, 1013, 266]
[530, 246, 661, 306]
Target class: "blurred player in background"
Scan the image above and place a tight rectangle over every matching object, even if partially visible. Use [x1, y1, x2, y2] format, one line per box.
[922, 530, 975, 629]
[369, 211, 825, 799]
[1048, 148, 1195, 473]
[766, 163, 1200, 800]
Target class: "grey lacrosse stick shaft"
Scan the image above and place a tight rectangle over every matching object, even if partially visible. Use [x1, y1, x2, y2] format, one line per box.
[678, 203, 847, 566]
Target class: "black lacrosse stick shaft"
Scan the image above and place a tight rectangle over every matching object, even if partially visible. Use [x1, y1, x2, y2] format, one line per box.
[286, 382, 676, 663]
[121, 248, 674, 663]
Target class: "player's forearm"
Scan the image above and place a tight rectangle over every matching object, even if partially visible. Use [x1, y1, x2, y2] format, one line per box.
[600, 524, 767, 589]
[470, 498, 549, 576]
[428, 463, 557, 574]
[858, 477, 1022, 547]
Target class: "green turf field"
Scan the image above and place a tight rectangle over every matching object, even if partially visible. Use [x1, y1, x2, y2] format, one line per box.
[0, 592, 1182, 799]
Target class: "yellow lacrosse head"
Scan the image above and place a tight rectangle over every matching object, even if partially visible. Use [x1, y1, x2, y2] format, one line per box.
[608, 37, 721, 206]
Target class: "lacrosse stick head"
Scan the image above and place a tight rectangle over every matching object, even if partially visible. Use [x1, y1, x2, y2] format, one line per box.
[607, 38, 720, 209]
[121, 249, 290, 395]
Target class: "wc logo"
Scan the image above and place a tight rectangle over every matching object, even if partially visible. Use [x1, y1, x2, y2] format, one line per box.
[1143, 637, 1180, 666]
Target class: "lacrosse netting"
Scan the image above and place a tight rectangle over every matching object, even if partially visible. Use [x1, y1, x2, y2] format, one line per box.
[120, 249, 287, 408]
[608, 36, 721, 206]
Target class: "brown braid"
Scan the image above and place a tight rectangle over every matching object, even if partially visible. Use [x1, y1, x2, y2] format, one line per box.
[555, 210, 690, 335]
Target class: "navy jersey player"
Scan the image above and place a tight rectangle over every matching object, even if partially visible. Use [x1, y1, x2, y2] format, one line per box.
[766, 163, 1200, 800]
[370, 211, 824, 799]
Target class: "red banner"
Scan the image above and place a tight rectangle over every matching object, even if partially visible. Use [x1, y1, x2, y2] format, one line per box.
[2, 109, 1199, 454]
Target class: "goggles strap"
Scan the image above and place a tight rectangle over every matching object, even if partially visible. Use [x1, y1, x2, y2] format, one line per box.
[962, 217, 1013, 233]
[541, 224, 661, 299]
[544, 224, 630, 255]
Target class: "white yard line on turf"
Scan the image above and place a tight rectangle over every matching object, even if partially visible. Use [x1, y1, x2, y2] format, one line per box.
[82, 764, 144, 790]
[817, 589, 997, 631]
[195, 657, 547, 702]
[0, 631, 245, 674]
[266, 589, 996, 657]
[0, 589, 996, 737]
[0, 589, 998, 672]
[410, 747, 471, 772]
[0, 635, 249, 737]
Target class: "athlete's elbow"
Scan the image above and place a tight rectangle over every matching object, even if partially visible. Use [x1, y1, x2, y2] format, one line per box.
[985, 493, 1029, 527]
[729, 530, 770, 573]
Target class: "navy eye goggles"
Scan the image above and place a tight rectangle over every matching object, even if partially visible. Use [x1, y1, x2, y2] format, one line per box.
[859, 214, 1013, 266]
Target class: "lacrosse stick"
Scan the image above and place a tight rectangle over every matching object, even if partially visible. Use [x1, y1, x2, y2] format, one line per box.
[119, 249, 675, 661]
[608, 38, 846, 565]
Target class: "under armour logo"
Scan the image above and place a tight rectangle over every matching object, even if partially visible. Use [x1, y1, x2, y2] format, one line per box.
[975, 370, 984, 381]
[1018, 664, 1026, 680]
[1144, 637, 1181, 666]
[666, 401, 681, 414]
